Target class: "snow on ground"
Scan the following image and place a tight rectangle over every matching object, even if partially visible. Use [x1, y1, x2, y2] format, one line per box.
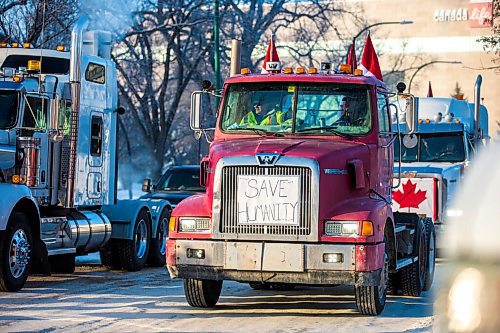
[0, 260, 442, 332]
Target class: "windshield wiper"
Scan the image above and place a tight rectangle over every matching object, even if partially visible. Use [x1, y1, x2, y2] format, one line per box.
[296, 126, 353, 139]
[240, 127, 284, 137]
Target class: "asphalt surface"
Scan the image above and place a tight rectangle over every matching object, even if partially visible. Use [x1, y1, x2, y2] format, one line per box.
[0, 256, 440, 332]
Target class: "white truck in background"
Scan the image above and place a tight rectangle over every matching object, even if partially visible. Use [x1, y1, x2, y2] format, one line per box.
[0, 16, 172, 292]
[392, 75, 488, 250]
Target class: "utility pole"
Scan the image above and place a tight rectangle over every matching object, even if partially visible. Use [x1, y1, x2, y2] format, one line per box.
[214, 0, 221, 106]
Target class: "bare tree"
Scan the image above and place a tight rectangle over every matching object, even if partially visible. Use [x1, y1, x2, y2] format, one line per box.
[478, 0, 500, 70]
[114, 0, 212, 179]
[0, 0, 78, 47]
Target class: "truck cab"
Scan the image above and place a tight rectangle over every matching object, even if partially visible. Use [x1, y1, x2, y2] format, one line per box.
[392, 91, 488, 250]
[167, 65, 435, 315]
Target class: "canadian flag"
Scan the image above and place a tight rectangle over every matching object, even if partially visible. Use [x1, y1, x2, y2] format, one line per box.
[262, 35, 280, 74]
[346, 43, 357, 70]
[359, 34, 383, 81]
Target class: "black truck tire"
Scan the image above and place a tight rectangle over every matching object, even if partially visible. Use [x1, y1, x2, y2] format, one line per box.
[99, 240, 120, 269]
[400, 219, 427, 296]
[249, 282, 271, 290]
[115, 209, 151, 272]
[0, 212, 33, 292]
[423, 218, 436, 291]
[184, 278, 223, 308]
[354, 241, 388, 315]
[49, 253, 76, 274]
[147, 208, 170, 267]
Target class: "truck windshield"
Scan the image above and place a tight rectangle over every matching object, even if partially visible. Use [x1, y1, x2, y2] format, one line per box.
[221, 82, 371, 136]
[0, 91, 19, 129]
[157, 168, 204, 192]
[395, 133, 466, 162]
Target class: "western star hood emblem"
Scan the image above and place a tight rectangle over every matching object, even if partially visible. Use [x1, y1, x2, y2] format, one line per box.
[256, 153, 281, 166]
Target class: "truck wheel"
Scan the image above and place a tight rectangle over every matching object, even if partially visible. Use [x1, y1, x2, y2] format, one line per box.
[0, 212, 33, 292]
[147, 208, 170, 267]
[270, 283, 295, 291]
[184, 278, 223, 308]
[355, 243, 388, 315]
[49, 253, 76, 274]
[115, 210, 151, 272]
[423, 218, 436, 291]
[249, 282, 271, 290]
[400, 220, 427, 296]
[99, 240, 119, 269]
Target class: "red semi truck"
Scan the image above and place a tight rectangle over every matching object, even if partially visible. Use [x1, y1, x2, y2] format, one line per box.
[166, 60, 435, 315]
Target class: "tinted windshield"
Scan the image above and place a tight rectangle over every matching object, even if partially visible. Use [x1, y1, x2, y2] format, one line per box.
[157, 168, 203, 191]
[395, 133, 466, 162]
[0, 91, 19, 129]
[221, 83, 371, 136]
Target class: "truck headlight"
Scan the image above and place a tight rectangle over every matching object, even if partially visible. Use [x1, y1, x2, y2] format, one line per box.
[324, 221, 359, 236]
[178, 217, 211, 232]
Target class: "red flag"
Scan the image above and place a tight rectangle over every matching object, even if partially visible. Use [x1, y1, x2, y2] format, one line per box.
[427, 81, 434, 97]
[262, 35, 280, 74]
[359, 34, 383, 81]
[347, 44, 357, 70]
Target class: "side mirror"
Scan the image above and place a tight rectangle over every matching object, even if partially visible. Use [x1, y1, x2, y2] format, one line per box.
[142, 178, 153, 193]
[115, 107, 125, 115]
[405, 96, 419, 134]
[190, 91, 203, 132]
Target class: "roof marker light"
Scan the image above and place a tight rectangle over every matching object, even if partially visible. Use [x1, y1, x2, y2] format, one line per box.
[0, 43, 10, 48]
[296, 67, 306, 74]
[308, 67, 318, 74]
[425, 119, 431, 124]
[241, 68, 251, 75]
[12, 76, 23, 83]
[353, 69, 363, 76]
[455, 119, 460, 124]
[23, 43, 32, 48]
[11, 42, 20, 48]
[283, 67, 293, 74]
[339, 64, 352, 74]
[418, 119, 423, 124]
[56, 45, 66, 52]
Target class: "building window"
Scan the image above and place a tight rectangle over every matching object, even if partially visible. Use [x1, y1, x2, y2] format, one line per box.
[90, 116, 103, 156]
[85, 63, 105, 84]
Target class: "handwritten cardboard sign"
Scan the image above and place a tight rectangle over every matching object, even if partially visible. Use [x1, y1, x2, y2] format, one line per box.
[237, 175, 300, 225]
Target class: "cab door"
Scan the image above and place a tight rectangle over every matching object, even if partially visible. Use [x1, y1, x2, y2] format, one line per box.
[376, 89, 393, 199]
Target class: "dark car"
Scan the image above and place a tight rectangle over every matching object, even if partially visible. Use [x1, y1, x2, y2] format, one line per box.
[141, 165, 204, 207]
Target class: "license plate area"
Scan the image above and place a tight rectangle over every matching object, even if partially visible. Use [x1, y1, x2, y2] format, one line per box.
[224, 242, 304, 272]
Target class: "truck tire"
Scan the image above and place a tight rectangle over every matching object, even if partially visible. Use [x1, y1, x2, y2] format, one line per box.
[249, 282, 271, 290]
[354, 242, 388, 315]
[99, 240, 120, 270]
[184, 278, 223, 308]
[115, 209, 151, 272]
[49, 253, 76, 274]
[147, 208, 170, 267]
[0, 212, 33, 292]
[423, 218, 436, 291]
[400, 220, 427, 296]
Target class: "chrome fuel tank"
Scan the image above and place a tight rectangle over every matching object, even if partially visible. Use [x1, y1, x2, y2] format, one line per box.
[63, 210, 111, 254]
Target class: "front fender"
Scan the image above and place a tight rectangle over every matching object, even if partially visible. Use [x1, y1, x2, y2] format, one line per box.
[102, 199, 173, 240]
[321, 197, 393, 243]
[0, 184, 38, 231]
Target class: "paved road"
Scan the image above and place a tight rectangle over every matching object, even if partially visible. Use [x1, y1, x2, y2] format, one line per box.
[0, 259, 439, 332]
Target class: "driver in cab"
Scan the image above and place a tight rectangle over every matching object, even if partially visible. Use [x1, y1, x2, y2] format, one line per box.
[240, 100, 284, 126]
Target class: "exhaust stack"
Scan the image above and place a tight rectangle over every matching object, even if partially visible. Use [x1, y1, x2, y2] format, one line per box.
[474, 74, 483, 146]
[230, 39, 241, 77]
[66, 15, 89, 208]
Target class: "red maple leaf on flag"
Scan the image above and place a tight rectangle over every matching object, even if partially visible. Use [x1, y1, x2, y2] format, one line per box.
[392, 180, 427, 209]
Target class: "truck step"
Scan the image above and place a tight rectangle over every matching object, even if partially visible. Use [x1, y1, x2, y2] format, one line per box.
[48, 248, 76, 256]
[395, 256, 418, 270]
[394, 225, 415, 235]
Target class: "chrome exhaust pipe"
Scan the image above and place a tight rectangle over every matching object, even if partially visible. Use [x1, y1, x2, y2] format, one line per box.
[474, 74, 483, 146]
[230, 39, 241, 77]
[66, 15, 89, 208]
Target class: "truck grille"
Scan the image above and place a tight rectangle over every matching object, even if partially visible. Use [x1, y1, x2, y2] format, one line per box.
[220, 166, 312, 236]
